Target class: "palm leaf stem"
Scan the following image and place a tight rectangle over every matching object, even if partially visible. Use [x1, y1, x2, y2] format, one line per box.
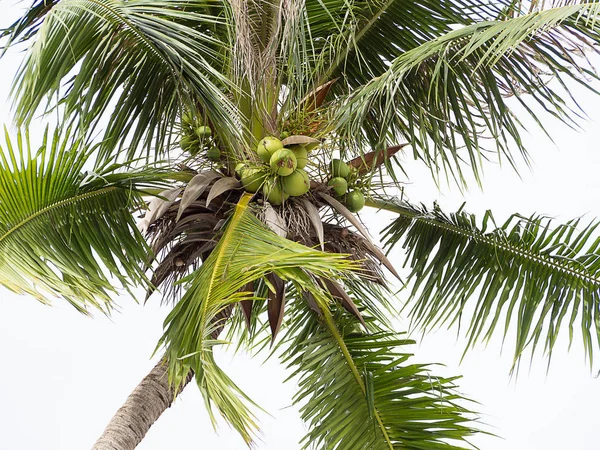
[321, 306, 394, 449]
[0, 186, 118, 243]
[367, 197, 600, 287]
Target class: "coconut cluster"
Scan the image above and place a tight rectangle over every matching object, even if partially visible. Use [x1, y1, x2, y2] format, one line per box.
[236, 136, 310, 205]
[235, 135, 367, 212]
[327, 159, 365, 212]
[179, 112, 220, 162]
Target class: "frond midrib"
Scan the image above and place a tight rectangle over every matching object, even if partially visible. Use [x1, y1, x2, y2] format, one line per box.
[0, 186, 119, 245]
[418, 216, 600, 287]
[371, 199, 600, 287]
[322, 308, 394, 450]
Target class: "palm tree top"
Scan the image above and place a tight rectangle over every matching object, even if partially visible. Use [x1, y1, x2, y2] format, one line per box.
[3, 1, 600, 448]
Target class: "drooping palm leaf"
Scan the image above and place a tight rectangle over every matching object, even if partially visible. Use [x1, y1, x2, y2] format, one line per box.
[379, 198, 600, 368]
[306, 0, 500, 88]
[333, 3, 600, 184]
[0, 0, 60, 49]
[159, 193, 359, 444]
[283, 302, 479, 450]
[0, 126, 166, 312]
[7, 0, 240, 163]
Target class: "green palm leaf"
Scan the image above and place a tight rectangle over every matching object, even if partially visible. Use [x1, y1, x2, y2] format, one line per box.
[307, 0, 499, 88]
[8, 0, 239, 162]
[283, 303, 479, 449]
[160, 193, 359, 444]
[333, 3, 600, 184]
[379, 198, 600, 368]
[0, 126, 165, 312]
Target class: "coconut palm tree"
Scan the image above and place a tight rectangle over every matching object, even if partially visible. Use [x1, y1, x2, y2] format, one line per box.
[2, 1, 600, 449]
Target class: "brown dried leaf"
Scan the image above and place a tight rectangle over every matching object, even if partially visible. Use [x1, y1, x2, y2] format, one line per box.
[299, 198, 324, 251]
[302, 291, 322, 314]
[264, 204, 287, 237]
[176, 171, 220, 221]
[139, 187, 182, 231]
[281, 135, 320, 146]
[267, 274, 286, 344]
[348, 144, 408, 176]
[300, 78, 338, 112]
[323, 279, 366, 328]
[206, 177, 241, 207]
[319, 192, 401, 280]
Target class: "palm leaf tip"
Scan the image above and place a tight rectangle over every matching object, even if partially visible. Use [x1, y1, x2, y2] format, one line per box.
[0, 126, 164, 311]
[379, 198, 600, 368]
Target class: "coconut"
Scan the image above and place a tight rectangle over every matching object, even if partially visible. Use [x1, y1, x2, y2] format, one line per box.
[270, 148, 297, 176]
[328, 177, 348, 196]
[263, 178, 288, 205]
[345, 190, 365, 212]
[207, 146, 221, 162]
[181, 111, 193, 125]
[196, 126, 212, 139]
[180, 136, 194, 151]
[257, 136, 283, 163]
[288, 144, 308, 169]
[330, 159, 350, 179]
[283, 169, 310, 197]
[241, 167, 267, 193]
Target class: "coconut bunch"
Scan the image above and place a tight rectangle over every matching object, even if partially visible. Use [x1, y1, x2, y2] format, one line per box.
[235, 136, 312, 205]
[233, 135, 368, 212]
[327, 159, 365, 212]
[179, 111, 221, 162]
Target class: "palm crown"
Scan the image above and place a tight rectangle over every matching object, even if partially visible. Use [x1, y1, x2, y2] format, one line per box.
[2, 1, 600, 449]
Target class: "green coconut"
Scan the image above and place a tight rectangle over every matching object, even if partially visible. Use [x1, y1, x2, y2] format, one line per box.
[345, 190, 365, 212]
[181, 111, 194, 125]
[180, 136, 194, 151]
[196, 126, 212, 139]
[241, 167, 267, 193]
[270, 148, 297, 176]
[263, 178, 288, 205]
[328, 177, 348, 196]
[207, 146, 221, 162]
[256, 136, 283, 163]
[330, 159, 350, 179]
[280, 131, 290, 140]
[288, 144, 308, 169]
[283, 169, 310, 197]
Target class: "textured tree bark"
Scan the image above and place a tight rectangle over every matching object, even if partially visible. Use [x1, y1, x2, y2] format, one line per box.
[91, 359, 194, 450]
[92, 306, 233, 450]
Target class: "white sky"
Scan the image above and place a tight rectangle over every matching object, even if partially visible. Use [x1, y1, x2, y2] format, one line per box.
[1, 4, 600, 450]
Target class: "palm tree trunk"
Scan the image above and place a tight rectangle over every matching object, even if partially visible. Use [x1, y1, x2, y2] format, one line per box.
[91, 359, 193, 450]
[92, 306, 232, 449]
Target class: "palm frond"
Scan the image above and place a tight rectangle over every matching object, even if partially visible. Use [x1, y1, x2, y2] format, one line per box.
[379, 198, 600, 368]
[333, 3, 600, 185]
[159, 193, 359, 444]
[9, 0, 240, 163]
[308, 0, 500, 88]
[0, 0, 59, 49]
[0, 126, 166, 312]
[282, 302, 479, 449]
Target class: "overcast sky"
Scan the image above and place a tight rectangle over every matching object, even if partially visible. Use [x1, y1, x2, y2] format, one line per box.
[1, 4, 600, 450]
